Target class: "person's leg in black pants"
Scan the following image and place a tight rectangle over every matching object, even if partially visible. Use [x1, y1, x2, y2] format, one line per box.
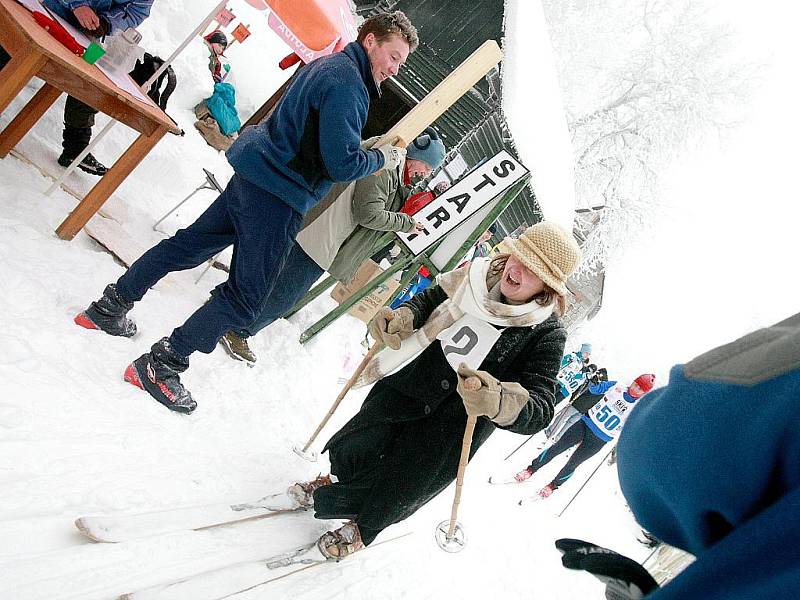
[540, 420, 608, 488]
[314, 422, 396, 546]
[0, 44, 105, 175]
[59, 96, 106, 175]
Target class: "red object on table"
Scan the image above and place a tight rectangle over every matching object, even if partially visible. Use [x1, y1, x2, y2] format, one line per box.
[31, 11, 85, 56]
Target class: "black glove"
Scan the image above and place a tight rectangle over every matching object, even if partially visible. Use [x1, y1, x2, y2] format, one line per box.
[555, 538, 659, 600]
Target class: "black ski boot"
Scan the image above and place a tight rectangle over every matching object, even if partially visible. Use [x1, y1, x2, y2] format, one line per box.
[58, 152, 108, 176]
[124, 338, 197, 414]
[75, 284, 137, 337]
[59, 122, 108, 176]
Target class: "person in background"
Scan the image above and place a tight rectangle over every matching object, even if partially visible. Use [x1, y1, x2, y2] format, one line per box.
[218, 128, 446, 365]
[556, 343, 593, 399]
[515, 373, 656, 498]
[74, 11, 416, 413]
[194, 29, 240, 149]
[286, 222, 580, 560]
[203, 29, 231, 83]
[0, 0, 155, 175]
[471, 223, 498, 259]
[556, 313, 800, 599]
[543, 364, 606, 444]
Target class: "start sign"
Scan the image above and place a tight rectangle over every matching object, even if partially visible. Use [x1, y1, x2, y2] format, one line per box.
[397, 150, 528, 256]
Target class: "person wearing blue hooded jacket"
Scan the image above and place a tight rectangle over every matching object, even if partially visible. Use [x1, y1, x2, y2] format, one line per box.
[75, 11, 417, 413]
[0, 1, 154, 175]
[555, 312, 800, 599]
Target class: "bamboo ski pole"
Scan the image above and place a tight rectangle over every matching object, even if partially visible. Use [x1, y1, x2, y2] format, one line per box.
[446, 376, 481, 539]
[297, 343, 383, 455]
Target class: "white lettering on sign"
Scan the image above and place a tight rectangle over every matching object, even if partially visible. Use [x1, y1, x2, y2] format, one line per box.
[436, 314, 501, 372]
[397, 150, 528, 256]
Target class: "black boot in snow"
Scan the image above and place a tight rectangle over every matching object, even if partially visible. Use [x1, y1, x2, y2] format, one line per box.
[123, 338, 197, 414]
[75, 284, 137, 338]
[58, 152, 108, 176]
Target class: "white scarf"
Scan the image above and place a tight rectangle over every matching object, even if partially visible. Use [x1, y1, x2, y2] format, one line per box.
[357, 258, 555, 387]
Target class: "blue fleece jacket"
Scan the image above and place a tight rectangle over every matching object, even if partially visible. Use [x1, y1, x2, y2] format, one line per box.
[226, 42, 384, 215]
[44, 0, 153, 34]
[617, 313, 800, 599]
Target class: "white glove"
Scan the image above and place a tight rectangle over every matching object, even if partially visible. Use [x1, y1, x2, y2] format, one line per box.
[377, 144, 406, 171]
[360, 135, 381, 150]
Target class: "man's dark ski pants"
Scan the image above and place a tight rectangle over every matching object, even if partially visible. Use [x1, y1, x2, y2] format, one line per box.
[115, 174, 303, 358]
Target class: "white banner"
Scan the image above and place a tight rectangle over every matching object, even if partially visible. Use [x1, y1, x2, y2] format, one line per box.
[397, 150, 528, 256]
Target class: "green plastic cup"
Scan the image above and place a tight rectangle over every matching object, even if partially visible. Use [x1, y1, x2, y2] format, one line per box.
[83, 42, 106, 65]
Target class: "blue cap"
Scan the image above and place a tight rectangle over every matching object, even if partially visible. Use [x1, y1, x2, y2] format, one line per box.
[406, 127, 445, 170]
[580, 343, 592, 355]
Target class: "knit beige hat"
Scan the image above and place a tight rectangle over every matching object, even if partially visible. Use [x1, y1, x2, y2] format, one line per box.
[497, 222, 581, 296]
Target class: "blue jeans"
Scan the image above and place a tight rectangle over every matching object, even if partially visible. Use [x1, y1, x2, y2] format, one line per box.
[213, 243, 324, 338]
[116, 174, 302, 357]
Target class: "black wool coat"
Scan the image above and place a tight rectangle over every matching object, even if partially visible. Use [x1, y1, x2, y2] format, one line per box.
[323, 285, 567, 535]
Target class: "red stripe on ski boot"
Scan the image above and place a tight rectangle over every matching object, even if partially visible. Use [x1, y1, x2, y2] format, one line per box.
[123, 363, 144, 390]
[74, 312, 99, 330]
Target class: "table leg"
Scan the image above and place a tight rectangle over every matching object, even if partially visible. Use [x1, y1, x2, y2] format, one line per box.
[0, 51, 46, 115]
[56, 126, 167, 241]
[0, 82, 61, 158]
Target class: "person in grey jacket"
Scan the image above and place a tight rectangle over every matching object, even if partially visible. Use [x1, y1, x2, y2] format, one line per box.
[218, 128, 446, 364]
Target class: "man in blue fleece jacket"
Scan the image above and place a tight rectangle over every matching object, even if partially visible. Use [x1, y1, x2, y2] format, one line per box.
[556, 312, 800, 599]
[0, 1, 154, 175]
[75, 11, 417, 413]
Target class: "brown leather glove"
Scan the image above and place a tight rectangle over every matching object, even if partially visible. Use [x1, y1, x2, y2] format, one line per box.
[457, 364, 530, 426]
[367, 306, 415, 350]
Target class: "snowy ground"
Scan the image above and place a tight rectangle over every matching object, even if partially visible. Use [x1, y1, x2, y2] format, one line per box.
[3, 0, 797, 598]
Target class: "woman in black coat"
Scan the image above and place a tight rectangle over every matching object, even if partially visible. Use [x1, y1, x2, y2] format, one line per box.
[291, 222, 581, 560]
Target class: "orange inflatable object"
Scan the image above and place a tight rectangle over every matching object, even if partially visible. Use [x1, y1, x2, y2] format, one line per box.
[245, 0, 357, 65]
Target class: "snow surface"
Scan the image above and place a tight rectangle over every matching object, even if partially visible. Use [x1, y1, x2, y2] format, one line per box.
[1, 0, 797, 599]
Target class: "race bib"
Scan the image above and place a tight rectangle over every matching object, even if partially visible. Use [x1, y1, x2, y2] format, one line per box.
[436, 314, 501, 372]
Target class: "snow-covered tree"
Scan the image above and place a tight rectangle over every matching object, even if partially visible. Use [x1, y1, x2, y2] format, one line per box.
[542, 0, 757, 271]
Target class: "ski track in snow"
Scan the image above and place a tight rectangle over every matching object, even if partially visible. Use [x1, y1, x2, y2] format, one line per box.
[0, 2, 657, 598]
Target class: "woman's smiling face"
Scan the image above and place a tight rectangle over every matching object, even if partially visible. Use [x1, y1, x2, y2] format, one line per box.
[500, 254, 545, 304]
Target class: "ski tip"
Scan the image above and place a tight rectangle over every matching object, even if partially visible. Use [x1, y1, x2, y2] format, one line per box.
[75, 517, 114, 543]
[75, 517, 98, 541]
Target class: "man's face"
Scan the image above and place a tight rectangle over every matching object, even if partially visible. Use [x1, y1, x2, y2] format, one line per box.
[405, 158, 432, 181]
[363, 33, 410, 86]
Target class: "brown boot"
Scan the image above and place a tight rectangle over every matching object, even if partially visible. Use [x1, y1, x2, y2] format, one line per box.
[287, 473, 332, 508]
[219, 331, 257, 365]
[317, 521, 364, 561]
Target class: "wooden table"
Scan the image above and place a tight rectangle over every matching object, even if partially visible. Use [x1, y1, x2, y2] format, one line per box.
[0, 0, 180, 240]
